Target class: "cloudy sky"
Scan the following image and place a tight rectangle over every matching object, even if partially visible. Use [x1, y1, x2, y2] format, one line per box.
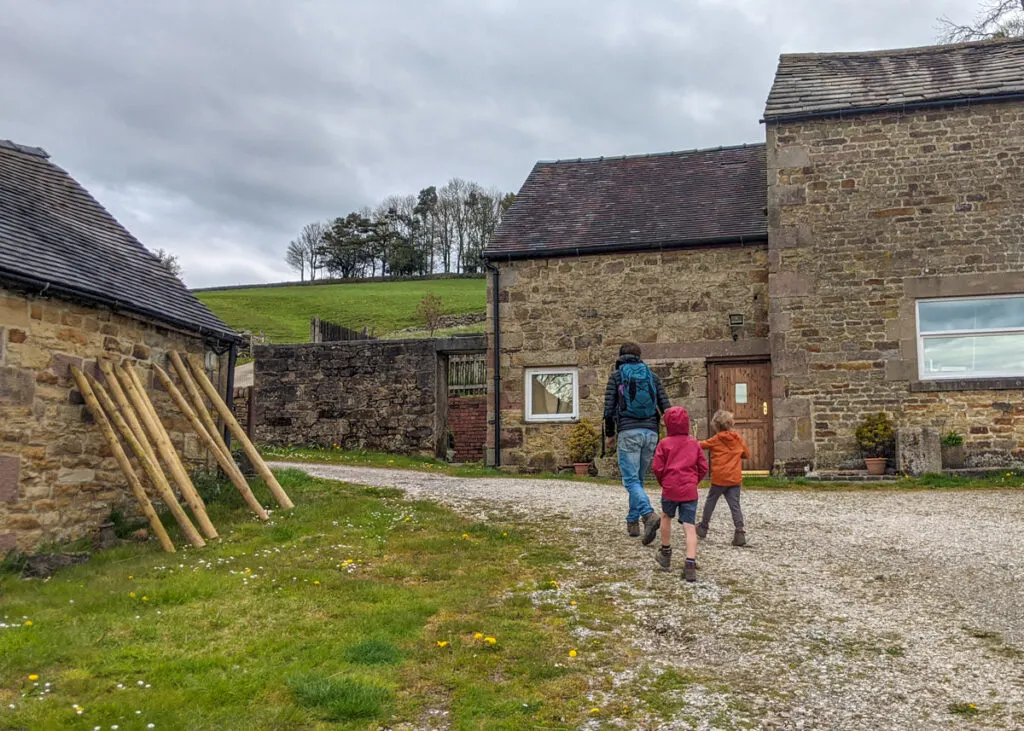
[0, 0, 970, 288]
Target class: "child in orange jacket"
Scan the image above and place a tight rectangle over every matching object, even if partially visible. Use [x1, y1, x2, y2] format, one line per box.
[697, 410, 750, 546]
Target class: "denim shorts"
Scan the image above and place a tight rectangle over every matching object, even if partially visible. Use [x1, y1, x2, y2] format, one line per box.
[661, 499, 698, 525]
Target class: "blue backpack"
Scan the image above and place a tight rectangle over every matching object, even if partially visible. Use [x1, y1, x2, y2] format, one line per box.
[618, 362, 657, 419]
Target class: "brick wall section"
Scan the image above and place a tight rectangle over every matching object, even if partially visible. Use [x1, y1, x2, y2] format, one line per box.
[448, 395, 486, 462]
[254, 339, 441, 453]
[487, 245, 770, 470]
[0, 287, 223, 552]
[767, 101, 1024, 471]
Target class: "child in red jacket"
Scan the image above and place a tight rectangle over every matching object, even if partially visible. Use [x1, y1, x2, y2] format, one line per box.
[648, 406, 708, 582]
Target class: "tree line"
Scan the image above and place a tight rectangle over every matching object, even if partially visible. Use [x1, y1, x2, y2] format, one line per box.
[286, 179, 515, 281]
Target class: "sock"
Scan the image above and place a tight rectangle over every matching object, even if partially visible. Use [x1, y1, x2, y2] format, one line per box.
[685, 557, 696, 564]
[660, 545, 672, 552]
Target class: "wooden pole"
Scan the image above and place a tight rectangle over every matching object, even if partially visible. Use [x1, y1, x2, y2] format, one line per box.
[84, 372, 205, 548]
[182, 352, 294, 510]
[72, 368, 175, 553]
[115, 364, 219, 540]
[168, 351, 222, 451]
[153, 364, 268, 520]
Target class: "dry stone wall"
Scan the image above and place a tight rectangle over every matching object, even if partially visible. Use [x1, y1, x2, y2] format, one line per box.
[487, 245, 770, 470]
[0, 287, 223, 553]
[254, 339, 442, 453]
[767, 102, 1024, 471]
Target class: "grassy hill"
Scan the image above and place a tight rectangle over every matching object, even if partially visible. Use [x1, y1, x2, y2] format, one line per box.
[195, 278, 486, 343]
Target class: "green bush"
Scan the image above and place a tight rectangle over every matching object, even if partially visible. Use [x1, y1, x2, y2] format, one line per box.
[941, 430, 965, 447]
[854, 413, 895, 458]
[566, 419, 600, 464]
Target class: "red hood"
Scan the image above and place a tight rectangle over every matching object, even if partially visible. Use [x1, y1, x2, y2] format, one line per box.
[664, 407, 690, 436]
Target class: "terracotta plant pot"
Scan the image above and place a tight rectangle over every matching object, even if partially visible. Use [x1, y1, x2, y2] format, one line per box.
[942, 444, 965, 470]
[573, 463, 590, 476]
[864, 457, 888, 476]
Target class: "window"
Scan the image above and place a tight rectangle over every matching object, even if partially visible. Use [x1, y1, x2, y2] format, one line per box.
[524, 368, 578, 422]
[917, 295, 1024, 380]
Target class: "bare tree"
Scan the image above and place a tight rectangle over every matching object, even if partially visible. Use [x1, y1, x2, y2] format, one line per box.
[939, 0, 1024, 42]
[285, 240, 306, 281]
[153, 248, 183, 278]
[289, 221, 328, 281]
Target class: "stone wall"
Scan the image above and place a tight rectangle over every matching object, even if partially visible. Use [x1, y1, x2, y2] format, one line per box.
[448, 395, 486, 462]
[0, 286, 224, 553]
[254, 339, 443, 454]
[487, 245, 770, 469]
[767, 101, 1024, 472]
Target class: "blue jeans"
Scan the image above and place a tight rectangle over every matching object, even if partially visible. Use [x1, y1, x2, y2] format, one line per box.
[617, 428, 658, 522]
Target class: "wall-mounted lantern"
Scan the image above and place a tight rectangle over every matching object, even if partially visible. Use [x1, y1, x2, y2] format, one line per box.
[729, 313, 744, 341]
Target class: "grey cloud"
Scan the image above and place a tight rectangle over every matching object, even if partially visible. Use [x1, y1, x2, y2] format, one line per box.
[0, 0, 970, 287]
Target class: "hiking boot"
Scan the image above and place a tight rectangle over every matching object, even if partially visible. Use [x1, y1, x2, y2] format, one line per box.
[641, 512, 660, 546]
[626, 521, 640, 538]
[682, 559, 697, 582]
[732, 529, 747, 547]
[654, 546, 671, 571]
[695, 523, 708, 539]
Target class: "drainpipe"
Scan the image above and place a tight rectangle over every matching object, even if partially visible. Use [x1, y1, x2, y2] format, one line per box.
[484, 261, 501, 467]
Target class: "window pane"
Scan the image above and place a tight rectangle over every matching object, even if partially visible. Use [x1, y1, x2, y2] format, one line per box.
[530, 373, 574, 415]
[921, 333, 1024, 377]
[919, 297, 1024, 333]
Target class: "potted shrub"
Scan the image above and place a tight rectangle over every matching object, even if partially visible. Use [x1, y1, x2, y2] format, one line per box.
[855, 412, 895, 476]
[567, 419, 600, 476]
[941, 430, 965, 469]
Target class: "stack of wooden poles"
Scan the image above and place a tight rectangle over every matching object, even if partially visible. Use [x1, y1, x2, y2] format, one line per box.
[71, 351, 293, 553]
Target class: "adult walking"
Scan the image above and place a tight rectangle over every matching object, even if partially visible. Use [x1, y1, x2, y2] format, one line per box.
[603, 342, 671, 544]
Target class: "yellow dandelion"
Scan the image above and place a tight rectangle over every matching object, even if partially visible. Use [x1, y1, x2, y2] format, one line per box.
[404, 517, 411, 522]
[313, 581, 320, 586]
[590, 707, 600, 714]
[28, 674, 38, 681]
[484, 636, 496, 645]
[569, 649, 578, 658]
[570, 601, 577, 606]
[24, 620, 32, 627]
[461, 533, 470, 540]
[549, 580, 559, 588]
[473, 632, 483, 640]
[129, 592, 136, 599]
[502, 532, 508, 537]
[128, 575, 133, 580]
[436, 640, 449, 648]
[141, 596, 149, 602]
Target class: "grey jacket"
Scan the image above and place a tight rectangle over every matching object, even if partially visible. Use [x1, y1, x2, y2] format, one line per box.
[602, 354, 671, 437]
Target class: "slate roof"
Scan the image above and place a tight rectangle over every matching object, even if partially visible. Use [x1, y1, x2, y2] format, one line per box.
[764, 37, 1024, 122]
[0, 140, 237, 340]
[484, 143, 767, 260]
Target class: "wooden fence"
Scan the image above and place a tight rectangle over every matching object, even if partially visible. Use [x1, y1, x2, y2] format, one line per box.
[310, 317, 375, 343]
[448, 353, 487, 396]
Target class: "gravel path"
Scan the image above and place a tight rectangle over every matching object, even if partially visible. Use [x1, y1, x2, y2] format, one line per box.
[272, 462, 1024, 730]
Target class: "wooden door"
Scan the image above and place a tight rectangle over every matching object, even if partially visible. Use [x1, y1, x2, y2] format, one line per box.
[707, 361, 773, 471]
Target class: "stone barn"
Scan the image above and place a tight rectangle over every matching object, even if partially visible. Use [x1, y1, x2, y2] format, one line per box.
[0, 139, 240, 553]
[482, 37, 1024, 474]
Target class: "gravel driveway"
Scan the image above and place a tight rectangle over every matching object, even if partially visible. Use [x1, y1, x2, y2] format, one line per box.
[272, 462, 1024, 730]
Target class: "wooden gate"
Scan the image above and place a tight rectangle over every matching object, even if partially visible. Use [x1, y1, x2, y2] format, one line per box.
[707, 361, 773, 472]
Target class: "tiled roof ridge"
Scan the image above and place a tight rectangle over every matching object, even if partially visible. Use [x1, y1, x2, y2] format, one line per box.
[537, 141, 766, 166]
[0, 138, 49, 158]
[779, 36, 1024, 61]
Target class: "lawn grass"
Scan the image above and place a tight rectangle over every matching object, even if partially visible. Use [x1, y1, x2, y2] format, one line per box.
[193, 278, 485, 343]
[0, 469, 620, 729]
[261, 445, 1024, 491]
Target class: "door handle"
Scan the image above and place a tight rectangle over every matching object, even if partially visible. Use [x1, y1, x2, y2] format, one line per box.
[763, 401, 768, 416]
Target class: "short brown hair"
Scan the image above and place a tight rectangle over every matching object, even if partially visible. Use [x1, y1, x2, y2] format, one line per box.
[711, 409, 734, 432]
[619, 342, 642, 357]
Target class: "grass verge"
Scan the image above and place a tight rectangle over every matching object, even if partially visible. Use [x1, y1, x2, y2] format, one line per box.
[0, 469, 619, 729]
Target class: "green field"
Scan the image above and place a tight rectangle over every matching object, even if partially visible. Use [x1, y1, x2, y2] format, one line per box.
[194, 278, 486, 343]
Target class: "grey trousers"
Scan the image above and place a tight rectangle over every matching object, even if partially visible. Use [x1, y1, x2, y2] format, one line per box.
[699, 485, 744, 530]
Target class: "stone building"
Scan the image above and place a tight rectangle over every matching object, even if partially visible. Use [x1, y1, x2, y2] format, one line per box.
[0, 140, 239, 552]
[483, 38, 1024, 474]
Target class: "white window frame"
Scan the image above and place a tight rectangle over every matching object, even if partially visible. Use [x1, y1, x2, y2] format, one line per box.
[916, 294, 1024, 380]
[524, 367, 579, 422]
